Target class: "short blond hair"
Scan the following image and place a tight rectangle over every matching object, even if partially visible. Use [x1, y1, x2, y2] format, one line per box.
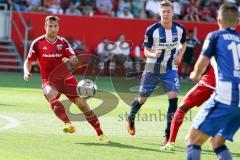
[160, 0, 173, 10]
[45, 16, 59, 25]
[218, 3, 238, 26]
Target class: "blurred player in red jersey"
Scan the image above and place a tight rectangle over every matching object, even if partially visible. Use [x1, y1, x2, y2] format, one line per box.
[161, 64, 216, 150]
[23, 16, 109, 143]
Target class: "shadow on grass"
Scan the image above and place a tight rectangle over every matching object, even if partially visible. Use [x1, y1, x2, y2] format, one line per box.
[142, 143, 240, 157]
[75, 141, 174, 154]
[0, 103, 18, 107]
[177, 146, 240, 157]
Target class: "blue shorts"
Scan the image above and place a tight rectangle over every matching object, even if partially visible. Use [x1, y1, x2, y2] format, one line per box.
[139, 70, 180, 97]
[193, 97, 240, 141]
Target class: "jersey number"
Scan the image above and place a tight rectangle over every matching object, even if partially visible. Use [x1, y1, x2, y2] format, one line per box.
[228, 42, 240, 76]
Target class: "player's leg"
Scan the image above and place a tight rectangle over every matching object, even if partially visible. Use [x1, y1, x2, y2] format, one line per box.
[127, 96, 148, 136]
[64, 77, 108, 142]
[73, 97, 109, 143]
[210, 115, 240, 160]
[160, 103, 190, 150]
[74, 97, 103, 135]
[185, 98, 217, 159]
[162, 91, 178, 144]
[164, 84, 215, 149]
[186, 98, 240, 160]
[210, 136, 233, 160]
[160, 70, 180, 144]
[42, 83, 75, 133]
[127, 72, 159, 135]
[186, 128, 209, 160]
[43, 84, 70, 124]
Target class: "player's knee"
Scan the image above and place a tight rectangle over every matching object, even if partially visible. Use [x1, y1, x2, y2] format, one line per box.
[45, 92, 58, 101]
[43, 86, 58, 101]
[210, 138, 219, 149]
[168, 92, 178, 99]
[210, 136, 226, 149]
[186, 128, 206, 146]
[137, 97, 147, 104]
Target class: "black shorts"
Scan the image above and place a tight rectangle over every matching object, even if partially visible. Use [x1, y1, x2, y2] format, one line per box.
[183, 48, 194, 64]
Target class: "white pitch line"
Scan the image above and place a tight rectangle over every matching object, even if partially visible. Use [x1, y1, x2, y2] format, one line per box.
[0, 115, 20, 131]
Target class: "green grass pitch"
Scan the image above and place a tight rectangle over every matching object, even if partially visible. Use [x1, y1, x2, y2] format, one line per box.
[0, 72, 239, 160]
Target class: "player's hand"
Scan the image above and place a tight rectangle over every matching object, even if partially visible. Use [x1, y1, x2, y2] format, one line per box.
[174, 54, 182, 65]
[24, 71, 32, 81]
[155, 48, 162, 58]
[62, 57, 70, 64]
[189, 71, 201, 82]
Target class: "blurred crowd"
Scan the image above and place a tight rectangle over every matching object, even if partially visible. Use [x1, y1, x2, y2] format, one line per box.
[1, 0, 240, 22]
[1, 0, 238, 76]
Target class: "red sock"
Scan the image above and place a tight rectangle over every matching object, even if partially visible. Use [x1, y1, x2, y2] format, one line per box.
[50, 99, 70, 123]
[84, 110, 103, 136]
[169, 107, 186, 142]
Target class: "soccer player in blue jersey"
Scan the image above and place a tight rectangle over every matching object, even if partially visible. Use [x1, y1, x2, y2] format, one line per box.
[127, 0, 186, 144]
[186, 3, 240, 160]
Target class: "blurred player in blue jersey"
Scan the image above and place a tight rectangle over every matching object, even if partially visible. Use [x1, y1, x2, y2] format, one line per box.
[127, 0, 186, 144]
[186, 3, 240, 160]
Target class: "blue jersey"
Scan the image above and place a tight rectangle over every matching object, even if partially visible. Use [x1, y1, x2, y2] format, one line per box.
[144, 22, 186, 73]
[202, 28, 240, 107]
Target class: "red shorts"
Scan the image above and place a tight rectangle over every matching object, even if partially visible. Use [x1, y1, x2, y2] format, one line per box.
[42, 76, 79, 101]
[183, 82, 215, 108]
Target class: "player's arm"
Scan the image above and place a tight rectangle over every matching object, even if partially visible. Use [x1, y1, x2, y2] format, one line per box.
[190, 55, 210, 82]
[23, 59, 32, 81]
[143, 27, 163, 58]
[62, 55, 79, 66]
[174, 26, 187, 65]
[178, 42, 187, 57]
[23, 41, 37, 81]
[174, 42, 186, 65]
[144, 47, 162, 58]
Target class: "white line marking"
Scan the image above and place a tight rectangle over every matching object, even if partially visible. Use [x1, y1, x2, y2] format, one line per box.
[0, 115, 20, 131]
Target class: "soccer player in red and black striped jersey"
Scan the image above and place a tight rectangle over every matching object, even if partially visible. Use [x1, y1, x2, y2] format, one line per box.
[23, 16, 109, 143]
[161, 64, 216, 150]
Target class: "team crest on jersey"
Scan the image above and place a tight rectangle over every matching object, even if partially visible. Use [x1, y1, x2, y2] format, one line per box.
[172, 33, 178, 42]
[56, 44, 63, 51]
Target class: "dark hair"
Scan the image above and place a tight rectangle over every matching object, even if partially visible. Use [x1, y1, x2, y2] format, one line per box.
[45, 16, 59, 24]
[188, 29, 194, 34]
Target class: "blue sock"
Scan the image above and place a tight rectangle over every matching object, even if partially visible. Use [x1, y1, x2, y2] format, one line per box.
[186, 144, 201, 160]
[214, 145, 232, 160]
[129, 99, 142, 122]
[165, 98, 178, 137]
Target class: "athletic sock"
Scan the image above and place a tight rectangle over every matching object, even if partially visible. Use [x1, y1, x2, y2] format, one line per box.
[165, 98, 178, 138]
[129, 99, 142, 122]
[50, 99, 70, 123]
[214, 145, 232, 160]
[169, 107, 186, 142]
[84, 110, 103, 136]
[186, 144, 201, 160]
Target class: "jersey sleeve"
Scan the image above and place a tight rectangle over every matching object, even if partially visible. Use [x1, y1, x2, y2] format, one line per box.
[201, 32, 216, 59]
[180, 27, 186, 44]
[27, 41, 37, 61]
[143, 27, 153, 48]
[63, 38, 75, 57]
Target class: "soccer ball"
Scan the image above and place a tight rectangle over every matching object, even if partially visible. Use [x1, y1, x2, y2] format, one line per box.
[76, 79, 97, 99]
